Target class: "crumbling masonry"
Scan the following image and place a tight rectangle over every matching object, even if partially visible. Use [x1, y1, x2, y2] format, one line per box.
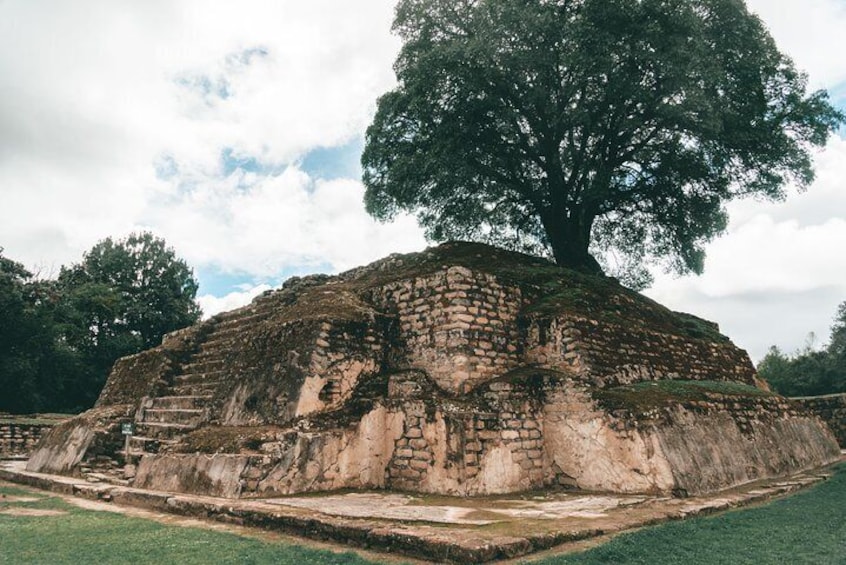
[28, 242, 841, 498]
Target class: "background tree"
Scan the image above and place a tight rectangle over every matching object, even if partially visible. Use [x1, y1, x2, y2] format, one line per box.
[0, 234, 200, 413]
[363, 0, 844, 285]
[758, 302, 846, 397]
[0, 250, 83, 413]
[57, 232, 201, 409]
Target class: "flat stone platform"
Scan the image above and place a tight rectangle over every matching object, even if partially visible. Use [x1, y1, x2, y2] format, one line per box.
[0, 459, 839, 563]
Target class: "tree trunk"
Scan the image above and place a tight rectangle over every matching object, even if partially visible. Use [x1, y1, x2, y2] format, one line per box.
[544, 214, 603, 275]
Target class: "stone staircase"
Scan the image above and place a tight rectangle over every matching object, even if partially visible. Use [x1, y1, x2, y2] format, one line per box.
[127, 293, 282, 458]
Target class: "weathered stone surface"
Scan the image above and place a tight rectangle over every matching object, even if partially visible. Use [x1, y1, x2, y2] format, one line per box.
[27, 242, 841, 498]
[26, 405, 130, 473]
[0, 415, 65, 459]
[793, 393, 846, 447]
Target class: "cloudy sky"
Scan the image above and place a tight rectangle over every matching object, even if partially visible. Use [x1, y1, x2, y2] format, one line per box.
[1, 0, 844, 362]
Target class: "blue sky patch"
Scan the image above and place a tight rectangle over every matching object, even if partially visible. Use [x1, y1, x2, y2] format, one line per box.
[175, 73, 231, 101]
[829, 81, 846, 136]
[300, 137, 364, 181]
[220, 147, 265, 176]
[197, 261, 336, 297]
[227, 46, 269, 68]
[154, 154, 179, 180]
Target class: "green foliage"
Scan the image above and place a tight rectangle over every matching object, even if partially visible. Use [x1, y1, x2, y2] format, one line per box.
[536, 464, 846, 564]
[0, 489, 372, 565]
[0, 234, 200, 413]
[0, 251, 85, 413]
[55, 233, 201, 410]
[59, 232, 201, 350]
[758, 301, 846, 397]
[363, 0, 844, 279]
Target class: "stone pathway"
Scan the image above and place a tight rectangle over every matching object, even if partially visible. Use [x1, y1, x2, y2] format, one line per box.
[0, 459, 839, 563]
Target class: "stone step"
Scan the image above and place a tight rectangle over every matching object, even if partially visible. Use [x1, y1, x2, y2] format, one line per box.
[142, 408, 205, 425]
[136, 422, 196, 440]
[191, 344, 232, 356]
[173, 370, 227, 385]
[128, 435, 178, 446]
[213, 311, 267, 329]
[212, 309, 276, 330]
[127, 435, 177, 454]
[171, 381, 224, 396]
[150, 395, 212, 410]
[180, 359, 227, 374]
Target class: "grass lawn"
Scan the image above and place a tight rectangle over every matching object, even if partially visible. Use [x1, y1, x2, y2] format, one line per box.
[533, 463, 846, 565]
[0, 485, 375, 564]
[1, 465, 844, 564]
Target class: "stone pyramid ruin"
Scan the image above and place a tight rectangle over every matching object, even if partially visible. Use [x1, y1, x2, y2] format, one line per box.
[28, 242, 840, 498]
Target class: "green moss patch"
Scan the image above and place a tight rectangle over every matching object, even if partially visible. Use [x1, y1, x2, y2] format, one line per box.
[595, 380, 774, 413]
[178, 426, 284, 454]
[0, 413, 72, 426]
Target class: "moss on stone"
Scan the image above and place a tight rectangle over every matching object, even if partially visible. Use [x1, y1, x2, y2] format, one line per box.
[178, 425, 284, 454]
[595, 380, 774, 413]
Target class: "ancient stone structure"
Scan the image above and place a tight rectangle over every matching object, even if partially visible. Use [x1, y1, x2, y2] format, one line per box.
[793, 394, 846, 447]
[0, 415, 64, 459]
[28, 242, 840, 498]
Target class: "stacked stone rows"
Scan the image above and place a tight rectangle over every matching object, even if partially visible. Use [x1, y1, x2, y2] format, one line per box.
[527, 315, 757, 388]
[388, 399, 434, 483]
[386, 377, 547, 491]
[0, 423, 52, 457]
[378, 266, 523, 393]
[607, 393, 803, 432]
[793, 394, 846, 447]
[310, 320, 386, 408]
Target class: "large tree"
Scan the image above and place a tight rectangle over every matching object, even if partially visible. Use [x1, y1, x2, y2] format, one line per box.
[363, 0, 843, 281]
[57, 232, 201, 408]
[0, 235, 200, 413]
[0, 250, 84, 413]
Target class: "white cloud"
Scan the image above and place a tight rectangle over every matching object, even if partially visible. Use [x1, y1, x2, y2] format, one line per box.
[646, 134, 846, 360]
[197, 284, 273, 319]
[746, 0, 846, 87]
[0, 0, 844, 361]
[0, 0, 403, 270]
[144, 166, 425, 277]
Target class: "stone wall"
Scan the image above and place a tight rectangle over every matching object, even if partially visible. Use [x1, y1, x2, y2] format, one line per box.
[793, 394, 846, 447]
[25, 242, 842, 499]
[375, 266, 523, 394]
[523, 314, 758, 388]
[0, 420, 58, 458]
[126, 370, 842, 499]
[26, 405, 131, 474]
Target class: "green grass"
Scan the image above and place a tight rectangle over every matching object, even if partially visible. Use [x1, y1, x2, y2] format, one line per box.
[531, 464, 846, 565]
[0, 486, 376, 564]
[2, 466, 845, 564]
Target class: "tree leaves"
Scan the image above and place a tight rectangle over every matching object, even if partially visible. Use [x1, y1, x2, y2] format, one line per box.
[759, 301, 846, 397]
[363, 0, 844, 279]
[0, 234, 201, 413]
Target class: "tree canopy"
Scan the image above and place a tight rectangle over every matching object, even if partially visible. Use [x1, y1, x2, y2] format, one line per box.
[758, 302, 846, 397]
[0, 251, 86, 413]
[0, 233, 201, 413]
[362, 0, 844, 283]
